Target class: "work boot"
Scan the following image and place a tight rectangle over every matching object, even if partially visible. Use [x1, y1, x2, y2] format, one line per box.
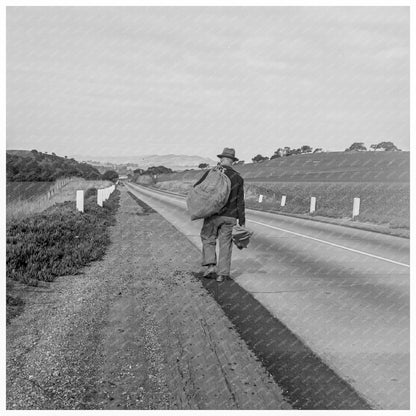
[203, 265, 216, 278]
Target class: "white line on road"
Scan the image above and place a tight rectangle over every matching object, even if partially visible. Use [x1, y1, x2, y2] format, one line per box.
[248, 219, 410, 268]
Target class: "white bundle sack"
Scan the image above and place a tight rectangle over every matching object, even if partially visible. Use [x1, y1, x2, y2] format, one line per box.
[186, 166, 231, 220]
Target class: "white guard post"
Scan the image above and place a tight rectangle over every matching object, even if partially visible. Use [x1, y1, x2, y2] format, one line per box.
[98, 184, 116, 206]
[76, 190, 84, 212]
[97, 189, 103, 207]
[259, 195, 263, 203]
[353, 197, 360, 219]
[310, 197, 316, 214]
[281, 195, 286, 207]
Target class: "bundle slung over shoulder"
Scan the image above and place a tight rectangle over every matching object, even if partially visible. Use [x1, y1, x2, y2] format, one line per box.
[186, 166, 231, 220]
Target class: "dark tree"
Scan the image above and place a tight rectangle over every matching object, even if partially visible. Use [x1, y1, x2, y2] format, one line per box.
[301, 145, 313, 153]
[198, 163, 209, 169]
[271, 148, 284, 159]
[286, 148, 301, 156]
[102, 170, 119, 182]
[252, 154, 269, 163]
[346, 142, 367, 152]
[145, 166, 173, 175]
[371, 141, 401, 151]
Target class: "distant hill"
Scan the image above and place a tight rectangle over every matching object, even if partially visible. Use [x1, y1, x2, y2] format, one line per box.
[157, 151, 410, 183]
[72, 154, 217, 171]
[134, 154, 216, 170]
[6, 150, 102, 182]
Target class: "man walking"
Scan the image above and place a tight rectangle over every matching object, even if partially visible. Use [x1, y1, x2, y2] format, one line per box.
[194, 148, 245, 282]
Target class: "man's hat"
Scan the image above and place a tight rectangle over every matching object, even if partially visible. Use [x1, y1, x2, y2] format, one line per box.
[217, 147, 239, 162]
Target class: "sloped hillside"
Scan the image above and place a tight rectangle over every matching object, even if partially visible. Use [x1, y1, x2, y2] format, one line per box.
[156, 151, 410, 183]
[6, 150, 102, 182]
[236, 151, 409, 182]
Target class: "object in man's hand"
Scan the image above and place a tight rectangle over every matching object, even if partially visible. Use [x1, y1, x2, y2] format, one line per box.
[232, 225, 253, 250]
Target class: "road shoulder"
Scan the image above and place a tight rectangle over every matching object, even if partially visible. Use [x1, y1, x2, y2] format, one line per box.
[6, 186, 290, 410]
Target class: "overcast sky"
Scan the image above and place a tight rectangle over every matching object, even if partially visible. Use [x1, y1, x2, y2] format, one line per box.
[6, 6, 409, 162]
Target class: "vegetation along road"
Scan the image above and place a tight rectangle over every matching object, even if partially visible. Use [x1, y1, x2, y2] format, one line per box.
[125, 182, 410, 410]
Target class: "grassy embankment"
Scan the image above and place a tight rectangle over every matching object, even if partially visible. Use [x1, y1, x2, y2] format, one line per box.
[6, 181, 53, 203]
[244, 182, 409, 228]
[6, 178, 112, 223]
[151, 152, 409, 232]
[6, 181, 119, 323]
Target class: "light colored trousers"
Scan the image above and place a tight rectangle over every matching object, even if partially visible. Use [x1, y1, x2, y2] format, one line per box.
[200, 215, 237, 276]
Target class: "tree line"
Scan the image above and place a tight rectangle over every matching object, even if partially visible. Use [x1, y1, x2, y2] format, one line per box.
[6, 150, 119, 182]
[248, 141, 401, 164]
[344, 141, 401, 152]
[133, 165, 173, 176]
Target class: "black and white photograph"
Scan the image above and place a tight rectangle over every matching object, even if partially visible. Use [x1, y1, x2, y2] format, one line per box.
[4, 2, 412, 412]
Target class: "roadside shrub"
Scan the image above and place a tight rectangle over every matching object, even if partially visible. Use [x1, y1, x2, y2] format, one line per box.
[84, 187, 97, 199]
[6, 189, 120, 285]
[6, 292, 24, 325]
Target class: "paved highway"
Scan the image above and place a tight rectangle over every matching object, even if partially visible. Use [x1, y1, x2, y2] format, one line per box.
[125, 182, 410, 409]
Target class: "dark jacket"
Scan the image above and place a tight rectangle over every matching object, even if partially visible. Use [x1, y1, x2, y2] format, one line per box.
[194, 165, 245, 225]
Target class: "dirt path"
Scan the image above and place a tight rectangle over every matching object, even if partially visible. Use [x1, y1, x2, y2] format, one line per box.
[7, 186, 290, 410]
